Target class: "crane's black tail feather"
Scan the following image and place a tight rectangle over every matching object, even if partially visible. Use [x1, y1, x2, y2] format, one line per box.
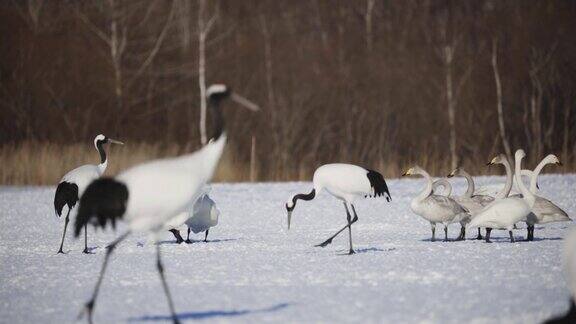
[54, 182, 79, 216]
[366, 169, 392, 202]
[74, 178, 128, 237]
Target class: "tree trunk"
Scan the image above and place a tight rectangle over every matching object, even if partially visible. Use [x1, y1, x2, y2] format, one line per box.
[491, 38, 512, 161]
[198, 0, 208, 145]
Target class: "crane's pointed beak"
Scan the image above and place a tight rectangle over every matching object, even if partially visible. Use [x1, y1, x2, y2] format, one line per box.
[287, 211, 292, 230]
[486, 161, 492, 166]
[558, 161, 563, 166]
[108, 138, 124, 145]
[231, 93, 260, 112]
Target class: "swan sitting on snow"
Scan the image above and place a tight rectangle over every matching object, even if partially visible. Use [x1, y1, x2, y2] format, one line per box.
[467, 150, 535, 243]
[403, 166, 469, 242]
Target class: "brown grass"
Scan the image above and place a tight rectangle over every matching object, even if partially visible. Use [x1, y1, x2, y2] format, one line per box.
[0, 142, 573, 185]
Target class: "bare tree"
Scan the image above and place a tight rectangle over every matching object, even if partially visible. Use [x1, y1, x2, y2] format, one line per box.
[197, 0, 217, 145]
[491, 38, 512, 160]
[365, 0, 375, 53]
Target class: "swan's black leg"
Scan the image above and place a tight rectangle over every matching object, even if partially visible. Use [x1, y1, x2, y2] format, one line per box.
[156, 244, 180, 324]
[185, 228, 192, 244]
[315, 205, 358, 248]
[509, 230, 515, 243]
[456, 226, 465, 241]
[204, 229, 209, 242]
[476, 228, 483, 240]
[485, 228, 492, 243]
[78, 232, 129, 323]
[57, 208, 71, 254]
[169, 229, 184, 244]
[83, 225, 89, 254]
[526, 225, 534, 241]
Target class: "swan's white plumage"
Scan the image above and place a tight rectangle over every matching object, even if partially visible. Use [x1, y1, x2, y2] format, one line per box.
[467, 150, 534, 231]
[165, 193, 220, 233]
[405, 166, 468, 226]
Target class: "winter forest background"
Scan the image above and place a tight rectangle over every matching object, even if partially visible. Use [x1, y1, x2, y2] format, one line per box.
[0, 0, 575, 184]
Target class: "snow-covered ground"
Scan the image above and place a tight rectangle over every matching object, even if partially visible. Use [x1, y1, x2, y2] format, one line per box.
[1, 174, 575, 323]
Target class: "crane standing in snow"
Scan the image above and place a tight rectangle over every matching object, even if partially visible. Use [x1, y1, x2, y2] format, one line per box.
[73, 84, 258, 324]
[53, 134, 123, 254]
[286, 163, 391, 255]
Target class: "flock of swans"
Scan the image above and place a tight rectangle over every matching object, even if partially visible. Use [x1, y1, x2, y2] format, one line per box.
[403, 150, 570, 243]
[49, 83, 572, 323]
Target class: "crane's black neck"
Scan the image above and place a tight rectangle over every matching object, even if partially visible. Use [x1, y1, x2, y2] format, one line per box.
[209, 96, 224, 141]
[288, 189, 316, 211]
[96, 140, 106, 164]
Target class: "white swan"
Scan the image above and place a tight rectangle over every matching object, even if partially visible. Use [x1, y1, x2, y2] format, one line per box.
[403, 166, 469, 242]
[517, 154, 570, 241]
[467, 150, 535, 243]
[447, 168, 494, 240]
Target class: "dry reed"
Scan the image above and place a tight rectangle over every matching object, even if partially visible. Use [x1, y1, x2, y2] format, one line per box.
[0, 142, 572, 185]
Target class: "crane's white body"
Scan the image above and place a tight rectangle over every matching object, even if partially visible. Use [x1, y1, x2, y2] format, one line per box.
[118, 134, 226, 233]
[312, 163, 375, 202]
[61, 163, 107, 198]
[468, 150, 535, 231]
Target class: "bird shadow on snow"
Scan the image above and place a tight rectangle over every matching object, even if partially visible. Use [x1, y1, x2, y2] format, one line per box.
[333, 247, 396, 255]
[128, 303, 290, 322]
[155, 238, 239, 246]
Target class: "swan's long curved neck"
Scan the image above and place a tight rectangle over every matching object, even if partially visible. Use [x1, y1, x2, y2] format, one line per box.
[416, 170, 433, 201]
[514, 153, 535, 207]
[461, 170, 475, 198]
[96, 141, 107, 174]
[495, 158, 513, 199]
[530, 157, 550, 193]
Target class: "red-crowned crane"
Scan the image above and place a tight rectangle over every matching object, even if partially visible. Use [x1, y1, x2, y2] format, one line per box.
[286, 163, 391, 255]
[74, 84, 258, 324]
[53, 134, 123, 254]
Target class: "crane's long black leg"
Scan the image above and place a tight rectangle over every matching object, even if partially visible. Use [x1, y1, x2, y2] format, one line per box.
[83, 225, 89, 254]
[156, 243, 180, 324]
[315, 203, 358, 248]
[78, 232, 129, 323]
[443, 225, 449, 242]
[204, 229, 209, 243]
[485, 228, 492, 243]
[185, 228, 192, 244]
[476, 228, 483, 240]
[347, 204, 359, 255]
[57, 208, 71, 254]
[509, 230, 515, 243]
[169, 229, 184, 244]
[431, 223, 436, 242]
